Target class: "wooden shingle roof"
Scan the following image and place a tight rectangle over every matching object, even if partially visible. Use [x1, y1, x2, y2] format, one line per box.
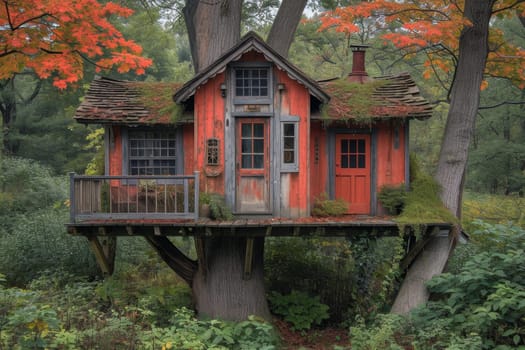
[74, 76, 186, 125]
[316, 72, 432, 121]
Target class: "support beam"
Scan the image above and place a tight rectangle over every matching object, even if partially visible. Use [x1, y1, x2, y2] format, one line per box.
[400, 226, 441, 270]
[243, 238, 254, 280]
[195, 237, 207, 278]
[145, 236, 198, 285]
[87, 236, 117, 275]
[391, 227, 456, 314]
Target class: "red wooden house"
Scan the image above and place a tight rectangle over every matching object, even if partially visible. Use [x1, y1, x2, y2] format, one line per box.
[68, 33, 437, 275]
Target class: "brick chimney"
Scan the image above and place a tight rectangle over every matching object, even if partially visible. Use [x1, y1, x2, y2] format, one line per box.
[348, 45, 369, 83]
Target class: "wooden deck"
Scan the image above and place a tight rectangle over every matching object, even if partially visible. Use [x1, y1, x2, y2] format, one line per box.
[66, 216, 451, 238]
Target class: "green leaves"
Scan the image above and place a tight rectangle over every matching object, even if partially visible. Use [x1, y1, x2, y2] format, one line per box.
[268, 290, 330, 331]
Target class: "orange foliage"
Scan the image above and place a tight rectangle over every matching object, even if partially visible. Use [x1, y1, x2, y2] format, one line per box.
[0, 0, 152, 89]
[319, 0, 525, 88]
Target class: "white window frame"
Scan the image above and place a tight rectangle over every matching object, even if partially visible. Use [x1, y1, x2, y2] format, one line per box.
[280, 115, 299, 172]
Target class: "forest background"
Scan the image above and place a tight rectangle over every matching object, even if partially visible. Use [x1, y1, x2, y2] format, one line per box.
[0, 0, 524, 349]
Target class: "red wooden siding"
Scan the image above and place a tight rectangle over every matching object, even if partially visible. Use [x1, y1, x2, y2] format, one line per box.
[193, 72, 226, 195]
[309, 121, 329, 206]
[109, 126, 122, 176]
[276, 69, 311, 217]
[375, 120, 406, 214]
[183, 124, 194, 175]
[309, 120, 407, 216]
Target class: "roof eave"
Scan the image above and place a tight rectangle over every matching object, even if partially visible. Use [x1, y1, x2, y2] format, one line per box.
[173, 33, 330, 104]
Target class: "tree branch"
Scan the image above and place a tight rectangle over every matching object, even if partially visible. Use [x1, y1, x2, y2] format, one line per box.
[492, 0, 525, 15]
[479, 100, 525, 110]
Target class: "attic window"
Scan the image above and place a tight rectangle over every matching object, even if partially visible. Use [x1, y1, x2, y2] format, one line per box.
[235, 68, 269, 97]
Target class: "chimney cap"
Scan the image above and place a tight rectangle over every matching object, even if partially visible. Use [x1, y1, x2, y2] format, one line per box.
[350, 44, 370, 52]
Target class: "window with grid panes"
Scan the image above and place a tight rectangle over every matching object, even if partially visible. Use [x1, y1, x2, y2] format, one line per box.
[128, 131, 177, 175]
[340, 138, 366, 168]
[235, 68, 269, 97]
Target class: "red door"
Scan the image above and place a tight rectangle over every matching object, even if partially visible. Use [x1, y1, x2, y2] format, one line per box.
[335, 134, 371, 214]
[235, 118, 270, 213]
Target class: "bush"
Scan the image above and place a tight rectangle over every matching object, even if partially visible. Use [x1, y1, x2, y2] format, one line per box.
[378, 184, 407, 215]
[268, 290, 329, 331]
[311, 193, 348, 217]
[265, 235, 403, 324]
[345, 222, 525, 350]
[0, 208, 98, 285]
[0, 157, 66, 215]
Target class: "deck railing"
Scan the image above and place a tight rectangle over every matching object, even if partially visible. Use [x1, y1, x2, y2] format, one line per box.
[69, 172, 200, 223]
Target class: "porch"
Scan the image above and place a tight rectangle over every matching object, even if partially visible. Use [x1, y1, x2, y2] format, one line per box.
[69, 172, 200, 223]
[68, 172, 451, 238]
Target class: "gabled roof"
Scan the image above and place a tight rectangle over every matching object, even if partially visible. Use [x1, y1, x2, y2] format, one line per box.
[74, 76, 186, 125]
[316, 72, 432, 121]
[173, 31, 330, 104]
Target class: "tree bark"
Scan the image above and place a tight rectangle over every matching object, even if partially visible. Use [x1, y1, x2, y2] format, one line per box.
[183, 0, 243, 73]
[181, 0, 308, 321]
[266, 0, 307, 58]
[392, 0, 496, 314]
[435, 0, 495, 216]
[192, 237, 271, 321]
[391, 229, 455, 313]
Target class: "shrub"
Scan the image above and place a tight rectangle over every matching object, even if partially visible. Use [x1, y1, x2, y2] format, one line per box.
[340, 222, 525, 349]
[0, 157, 66, 215]
[350, 314, 409, 350]
[205, 193, 233, 220]
[0, 208, 98, 285]
[311, 193, 348, 217]
[268, 290, 329, 331]
[378, 184, 407, 215]
[141, 307, 278, 350]
[265, 235, 403, 324]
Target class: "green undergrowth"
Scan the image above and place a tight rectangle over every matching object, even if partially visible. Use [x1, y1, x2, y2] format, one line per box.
[268, 290, 330, 331]
[350, 221, 525, 350]
[462, 192, 525, 231]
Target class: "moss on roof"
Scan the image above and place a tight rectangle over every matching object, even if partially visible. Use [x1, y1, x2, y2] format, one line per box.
[131, 81, 184, 124]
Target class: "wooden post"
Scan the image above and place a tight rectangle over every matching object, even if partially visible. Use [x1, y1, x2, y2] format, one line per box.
[243, 238, 254, 280]
[194, 171, 200, 220]
[87, 236, 117, 275]
[69, 172, 76, 223]
[195, 237, 207, 278]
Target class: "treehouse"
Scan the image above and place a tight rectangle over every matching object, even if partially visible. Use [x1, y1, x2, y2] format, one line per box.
[68, 32, 447, 277]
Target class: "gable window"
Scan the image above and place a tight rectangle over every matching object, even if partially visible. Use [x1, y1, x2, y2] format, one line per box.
[281, 116, 299, 172]
[128, 130, 177, 175]
[235, 68, 269, 98]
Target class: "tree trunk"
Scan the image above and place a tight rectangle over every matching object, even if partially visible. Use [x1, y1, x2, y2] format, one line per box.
[435, 0, 494, 216]
[183, 0, 243, 73]
[0, 78, 17, 154]
[192, 237, 271, 321]
[392, 0, 495, 314]
[181, 0, 308, 321]
[391, 229, 455, 313]
[266, 0, 307, 58]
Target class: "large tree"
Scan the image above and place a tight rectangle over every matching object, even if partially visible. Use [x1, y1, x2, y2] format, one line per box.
[320, 0, 525, 313]
[178, 0, 308, 321]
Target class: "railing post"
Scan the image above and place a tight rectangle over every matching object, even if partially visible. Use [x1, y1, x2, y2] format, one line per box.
[69, 172, 76, 223]
[194, 171, 200, 220]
